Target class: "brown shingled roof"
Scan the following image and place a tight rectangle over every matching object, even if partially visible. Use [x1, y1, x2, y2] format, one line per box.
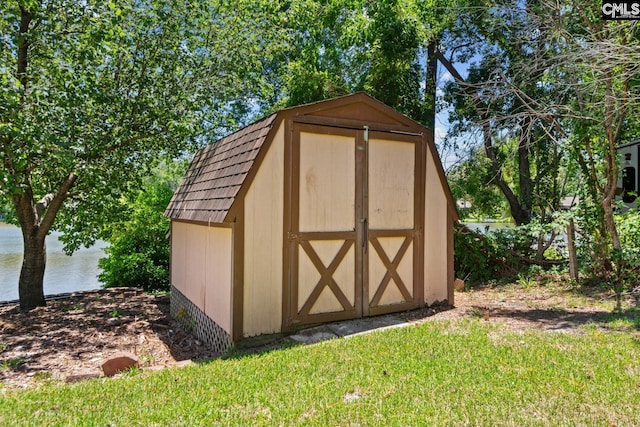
[165, 113, 277, 223]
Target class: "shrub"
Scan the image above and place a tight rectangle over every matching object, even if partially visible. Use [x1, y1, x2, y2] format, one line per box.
[454, 223, 518, 284]
[98, 169, 178, 292]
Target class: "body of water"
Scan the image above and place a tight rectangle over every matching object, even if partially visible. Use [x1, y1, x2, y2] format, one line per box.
[464, 221, 513, 233]
[0, 223, 106, 302]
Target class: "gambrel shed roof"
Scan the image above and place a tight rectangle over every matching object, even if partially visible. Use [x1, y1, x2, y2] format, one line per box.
[165, 92, 459, 223]
[165, 114, 276, 222]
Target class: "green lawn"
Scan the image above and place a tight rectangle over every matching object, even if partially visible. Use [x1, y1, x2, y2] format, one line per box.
[1, 319, 639, 426]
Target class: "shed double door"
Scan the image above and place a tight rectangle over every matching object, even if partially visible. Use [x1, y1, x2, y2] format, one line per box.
[286, 123, 423, 327]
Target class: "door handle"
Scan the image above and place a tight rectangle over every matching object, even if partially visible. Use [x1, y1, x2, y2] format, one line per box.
[361, 218, 368, 252]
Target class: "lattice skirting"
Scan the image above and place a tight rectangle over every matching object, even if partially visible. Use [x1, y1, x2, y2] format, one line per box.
[170, 285, 233, 354]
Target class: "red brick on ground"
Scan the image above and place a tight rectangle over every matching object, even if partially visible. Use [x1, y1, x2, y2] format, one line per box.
[101, 352, 139, 377]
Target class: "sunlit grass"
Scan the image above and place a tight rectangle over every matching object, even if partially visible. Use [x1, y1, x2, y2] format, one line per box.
[1, 319, 639, 426]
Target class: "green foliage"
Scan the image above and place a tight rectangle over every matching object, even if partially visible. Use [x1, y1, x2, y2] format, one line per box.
[1, 0, 280, 307]
[454, 214, 577, 285]
[448, 149, 508, 220]
[504, 219, 564, 258]
[442, 1, 640, 285]
[98, 161, 184, 292]
[454, 224, 517, 284]
[281, 62, 348, 108]
[361, 0, 427, 122]
[264, 0, 358, 110]
[516, 271, 537, 289]
[443, 28, 574, 225]
[616, 210, 640, 248]
[33, 371, 53, 382]
[0, 357, 25, 370]
[266, 0, 442, 124]
[570, 209, 640, 307]
[608, 211, 640, 308]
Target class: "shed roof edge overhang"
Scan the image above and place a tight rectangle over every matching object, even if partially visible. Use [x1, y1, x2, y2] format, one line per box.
[170, 218, 234, 228]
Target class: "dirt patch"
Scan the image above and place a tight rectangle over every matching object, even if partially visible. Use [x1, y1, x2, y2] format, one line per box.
[431, 283, 640, 333]
[1, 283, 638, 390]
[0, 288, 217, 390]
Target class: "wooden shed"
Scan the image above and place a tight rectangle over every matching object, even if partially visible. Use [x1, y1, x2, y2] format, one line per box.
[165, 93, 458, 352]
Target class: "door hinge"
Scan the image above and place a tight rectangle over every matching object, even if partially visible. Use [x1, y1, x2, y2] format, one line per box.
[287, 231, 300, 242]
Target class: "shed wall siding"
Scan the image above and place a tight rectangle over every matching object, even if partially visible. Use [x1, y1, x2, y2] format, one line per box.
[171, 222, 188, 299]
[171, 221, 233, 334]
[424, 148, 449, 304]
[205, 226, 233, 334]
[243, 123, 285, 337]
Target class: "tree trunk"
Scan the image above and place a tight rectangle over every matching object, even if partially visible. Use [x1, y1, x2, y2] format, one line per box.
[19, 230, 47, 310]
[567, 218, 578, 281]
[517, 118, 533, 213]
[602, 200, 621, 251]
[436, 50, 530, 225]
[482, 120, 530, 225]
[11, 173, 77, 311]
[425, 38, 438, 130]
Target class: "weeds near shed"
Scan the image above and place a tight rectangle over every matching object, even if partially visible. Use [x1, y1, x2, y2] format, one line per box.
[176, 306, 188, 320]
[33, 372, 53, 382]
[0, 357, 25, 370]
[137, 351, 156, 366]
[469, 307, 489, 319]
[175, 306, 196, 330]
[517, 272, 536, 289]
[122, 366, 143, 377]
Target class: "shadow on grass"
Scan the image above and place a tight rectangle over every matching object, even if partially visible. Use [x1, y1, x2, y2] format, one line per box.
[221, 304, 454, 361]
[471, 305, 640, 332]
[222, 336, 302, 361]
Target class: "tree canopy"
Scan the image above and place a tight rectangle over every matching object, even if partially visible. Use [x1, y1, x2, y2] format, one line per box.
[1, 0, 277, 309]
[441, 0, 640, 286]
